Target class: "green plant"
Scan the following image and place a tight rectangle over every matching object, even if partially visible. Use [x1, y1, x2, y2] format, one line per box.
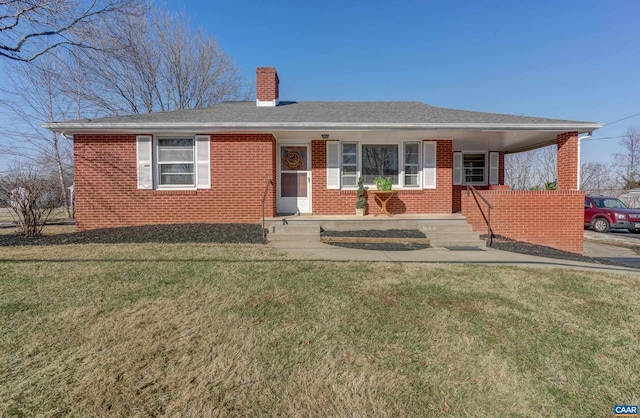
[374, 177, 393, 191]
[530, 181, 557, 191]
[355, 177, 366, 209]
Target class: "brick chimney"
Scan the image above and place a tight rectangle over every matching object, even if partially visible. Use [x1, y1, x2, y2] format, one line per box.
[256, 67, 279, 107]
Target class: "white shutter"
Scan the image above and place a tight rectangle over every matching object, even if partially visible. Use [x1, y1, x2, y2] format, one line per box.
[195, 135, 211, 189]
[326, 141, 340, 189]
[489, 152, 499, 185]
[422, 142, 436, 189]
[453, 152, 462, 185]
[137, 135, 153, 189]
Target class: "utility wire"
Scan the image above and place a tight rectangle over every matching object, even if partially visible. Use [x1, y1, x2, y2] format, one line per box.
[580, 112, 640, 142]
[604, 112, 640, 126]
[581, 135, 628, 142]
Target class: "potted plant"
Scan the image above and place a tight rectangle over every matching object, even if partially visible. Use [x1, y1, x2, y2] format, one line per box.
[355, 176, 366, 216]
[373, 177, 393, 191]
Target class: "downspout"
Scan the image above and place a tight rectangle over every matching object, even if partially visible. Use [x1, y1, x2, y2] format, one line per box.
[577, 132, 592, 190]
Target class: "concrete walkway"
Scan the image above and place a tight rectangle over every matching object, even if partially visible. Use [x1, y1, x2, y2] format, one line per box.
[269, 239, 640, 276]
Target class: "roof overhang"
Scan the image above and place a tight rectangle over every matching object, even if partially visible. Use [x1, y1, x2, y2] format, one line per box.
[43, 121, 602, 153]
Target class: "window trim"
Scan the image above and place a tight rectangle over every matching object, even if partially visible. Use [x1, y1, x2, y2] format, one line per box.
[335, 140, 424, 189]
[155, 137, 197, 189]
[341, 141, 358, 188]
[403, 141, 420, 188]
[456, 151, 488, 186]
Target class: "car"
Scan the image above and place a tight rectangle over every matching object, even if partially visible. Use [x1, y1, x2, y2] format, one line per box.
[584, 195, 640, 233]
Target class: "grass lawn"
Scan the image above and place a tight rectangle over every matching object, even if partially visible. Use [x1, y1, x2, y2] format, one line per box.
[1, 242, 639, 416]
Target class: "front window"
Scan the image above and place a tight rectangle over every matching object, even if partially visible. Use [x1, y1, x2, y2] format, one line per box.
[342, 142, 357, 187]
[157, 138, 195, 187]
[362, 144, 398, 185]
[463, 153, 486, 184]
[404, 142, 419, 187]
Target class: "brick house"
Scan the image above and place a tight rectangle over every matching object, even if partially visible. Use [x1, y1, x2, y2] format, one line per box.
[44, 67, 601, 254]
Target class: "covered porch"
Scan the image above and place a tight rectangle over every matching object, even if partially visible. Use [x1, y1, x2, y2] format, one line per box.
[270, 129, 592, 254]
[459, 131, 587, 254]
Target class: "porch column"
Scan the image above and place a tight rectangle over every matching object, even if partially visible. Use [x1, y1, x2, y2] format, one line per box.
[557, 132, 579, 190]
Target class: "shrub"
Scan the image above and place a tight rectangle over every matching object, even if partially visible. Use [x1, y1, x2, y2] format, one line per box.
[356, 177, 366, 209]
[0, 169, 61, 237]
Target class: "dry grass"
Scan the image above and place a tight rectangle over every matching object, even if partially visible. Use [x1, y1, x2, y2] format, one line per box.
[1, 243, 639, 416]
[0, 207, 11, 221]
[0, 206, 69, 222]
[0, 223, 75, 237]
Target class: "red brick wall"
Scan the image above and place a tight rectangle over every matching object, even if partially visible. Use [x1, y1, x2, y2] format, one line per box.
[311, 139, 453, 214]
[557, 131, 579, 190]
[461, 189, 585, 254]
[256, 67, 279, 102]
[73, 133, 276, 230]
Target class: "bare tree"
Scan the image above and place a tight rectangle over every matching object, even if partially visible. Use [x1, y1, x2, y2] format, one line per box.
[0, 0, 143, 62]
[0, 166, 60, 236]
[580, 161, 617, 193]
[78, 5, 247, 115]
[505, 151, 534, 190]
[534, 145, 557, 187]
[0, 55, 79, 218]
[0, 3, 245, 206]
[614, 126, 640, 189]
[505, 146, 558, 190]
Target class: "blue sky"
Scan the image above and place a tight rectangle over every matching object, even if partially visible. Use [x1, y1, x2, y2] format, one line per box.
[1, 0, 638, 172]
[163, 0, 640, 164]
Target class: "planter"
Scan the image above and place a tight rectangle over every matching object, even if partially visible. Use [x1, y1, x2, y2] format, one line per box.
[355, 208, 365, 216]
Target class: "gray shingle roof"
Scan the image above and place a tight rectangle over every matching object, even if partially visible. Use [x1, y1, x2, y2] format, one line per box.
[44, 101, 601, 131]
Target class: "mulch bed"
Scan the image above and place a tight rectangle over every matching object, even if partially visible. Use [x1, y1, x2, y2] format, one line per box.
[320, 229, 429, 251]
[487, 235, 630, 268]
[0, 223, 267, 246]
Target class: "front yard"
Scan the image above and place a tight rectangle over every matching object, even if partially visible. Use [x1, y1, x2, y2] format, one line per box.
[1, 240, 638, 416]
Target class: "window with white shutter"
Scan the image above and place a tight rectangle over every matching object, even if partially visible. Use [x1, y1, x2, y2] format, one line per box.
[454, 152, 489, 185]
[138, 135, 211, 190]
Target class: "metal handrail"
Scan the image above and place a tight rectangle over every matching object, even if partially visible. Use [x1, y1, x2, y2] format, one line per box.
[466, 185, 494, 247]
[261, 179, 273, 239]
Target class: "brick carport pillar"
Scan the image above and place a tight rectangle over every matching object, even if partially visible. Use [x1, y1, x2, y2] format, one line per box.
[556, 131, 579, 190]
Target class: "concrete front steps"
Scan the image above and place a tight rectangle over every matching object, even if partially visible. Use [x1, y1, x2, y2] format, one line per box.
[419, 220, 486, 248]
[266, 223, 320, 242]
[265, 214, 486, 248]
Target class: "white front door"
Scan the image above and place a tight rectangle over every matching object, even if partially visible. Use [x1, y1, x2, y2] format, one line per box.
[278, 145, 311, 214]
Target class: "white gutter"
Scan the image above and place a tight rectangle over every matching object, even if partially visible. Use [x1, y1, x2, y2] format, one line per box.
[42, 121, 603, 133]
[576, 133, 592, 190]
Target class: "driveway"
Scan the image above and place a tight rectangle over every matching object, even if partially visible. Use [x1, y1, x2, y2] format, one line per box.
[583, 229, 640, 269]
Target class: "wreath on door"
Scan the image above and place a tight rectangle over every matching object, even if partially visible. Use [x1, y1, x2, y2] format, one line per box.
[284, 150, 303, 169]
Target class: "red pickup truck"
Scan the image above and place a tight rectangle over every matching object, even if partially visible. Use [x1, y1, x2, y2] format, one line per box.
[584, 195, 640, 233]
